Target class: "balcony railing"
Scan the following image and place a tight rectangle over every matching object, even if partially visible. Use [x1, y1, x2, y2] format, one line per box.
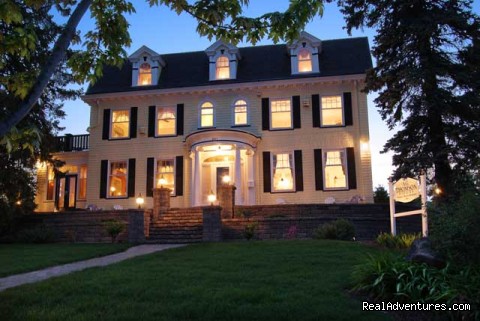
[54, 134, 89, 152]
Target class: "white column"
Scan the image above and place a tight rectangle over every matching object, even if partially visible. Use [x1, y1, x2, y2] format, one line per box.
[234, 146, 242, 204]
[193, 147, 201, 206]
[246, 149, 255, 205]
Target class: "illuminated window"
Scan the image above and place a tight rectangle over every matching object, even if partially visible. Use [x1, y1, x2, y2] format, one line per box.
[78, 165, 87, 200]
[216, 56, 230, 79]
[298, 48, 312, 72]
[233, 99, 248, 125]
[272, 153, 295, 192]
[321, 96, 344, 126]
[138, 62, 152, 85]
[271, 99, 292, 129]
[324, 150, 347, 189]
[156, 159, 175, 195]
[111, 110, 130, 139]
[46, 166, 55, 201]
[157, 107, 176, 136]
[108, 161, 128, 198]
[200, 102, 214, 127]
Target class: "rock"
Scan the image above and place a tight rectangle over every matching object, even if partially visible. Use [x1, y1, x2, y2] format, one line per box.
[406, 238, 446, 268]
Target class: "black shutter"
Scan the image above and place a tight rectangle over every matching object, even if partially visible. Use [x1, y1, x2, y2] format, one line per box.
[262, 151, 271, 193]
[346, 148, 357, 189]
[175, 156, 184, 196]
[262, 98, 270, 130]
[130, 107, 138, 138]
[146, 157, 154, 197]
[344, 92, 353, 126]
[294, 150, 303, 191]
[177, 104, 184, 136]
[293, 96, 301, 128]
[128, 158, 136, 197]
[314, 149, 324, 191]
[148, 106, 156, 137]
[102, 109, 111, 140]
[312, 94, 320, 127]
[100, 160, 108, 198]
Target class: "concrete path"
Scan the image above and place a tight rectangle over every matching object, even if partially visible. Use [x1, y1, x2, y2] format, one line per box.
[0, 244, 185, 292]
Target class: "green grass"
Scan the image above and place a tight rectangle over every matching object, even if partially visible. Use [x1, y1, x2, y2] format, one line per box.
[0, 243, 131, 277]
[0, 241, 390, 321]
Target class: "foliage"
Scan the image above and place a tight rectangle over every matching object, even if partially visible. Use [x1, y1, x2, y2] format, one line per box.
[373, 185, 389, 204]
[352, 253, 480, 321]
[16, 225, 55, 243]
[103, 219, 126, 243]
[429, 191, 480, 265]
[376, 232, 421, 249]
[339, 0, 480, 199]
[235, 208, 252, 219]
[314, 219, 355, 241]
[243, 221, 258, 240]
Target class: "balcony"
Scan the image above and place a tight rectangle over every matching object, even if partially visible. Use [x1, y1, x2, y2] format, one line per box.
[54, 134, 89, 152]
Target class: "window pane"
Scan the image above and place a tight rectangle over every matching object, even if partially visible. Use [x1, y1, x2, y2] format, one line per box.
[272, 153, 294, 191]
[321, 96, 343, 126]
[156, 160, 175, 194]
[298, 49, 312, 72]
[201, 114, 214, 127]
[109, 161, 127, 197]
[324, 151, 347, 189]
[234, 100, 248, 125]
[157, 107, 176, 135]
[46, 167, 55, 201]
[271, 100, 292, 129]
[78, 165, 87, 200]
[200, 102, 214, 127]
[235, 112, 247, 125]
[216, 56, 230, 79]
[139, 63, 152, 85]
[111, 110, 130, 138]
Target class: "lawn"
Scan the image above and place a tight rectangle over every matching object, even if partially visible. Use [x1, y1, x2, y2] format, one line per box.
[0, 243, 131, 277]
[0, 240, 389, 321]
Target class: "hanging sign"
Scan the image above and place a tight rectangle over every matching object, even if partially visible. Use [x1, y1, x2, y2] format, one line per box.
[394, 178, 420, 203]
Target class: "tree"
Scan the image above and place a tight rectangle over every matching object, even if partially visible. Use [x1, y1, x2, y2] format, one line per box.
[338, 0, 480, 199]
[373, 185, 389, 203]
[0, 0, 325, 138]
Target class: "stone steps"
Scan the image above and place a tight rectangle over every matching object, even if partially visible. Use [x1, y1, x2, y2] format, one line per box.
[147, 209, 203, 243]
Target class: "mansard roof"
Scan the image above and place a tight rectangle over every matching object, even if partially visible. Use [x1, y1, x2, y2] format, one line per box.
[86, 37, 372, 95]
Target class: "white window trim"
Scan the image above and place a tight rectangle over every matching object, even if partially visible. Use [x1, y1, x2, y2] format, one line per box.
[155, 105, 177, 137]
[110, 109, 131, 140]
[231, 98, 249, 126]
[198, 100, 216, 128]
[107, 160, 129, 199]
[155, 158, 176, 196]
[270, 98, 293, 130]
[270, 151, 296, 193]
[322, 148, 349, 191]
[320, 94, 345, 127]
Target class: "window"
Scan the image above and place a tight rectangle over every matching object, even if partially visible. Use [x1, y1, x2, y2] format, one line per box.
[272, 153, 294, 192]
[108, 161, 128, 197]
[78, 165, 87, 200]
[46, 166, 55, 201]
[200, 102, 214, 127]
[298, 48, 312, 72]
[111, 110, 130, 139]
[321, 96, 343, 126]
[157, 107, 176, 136]
[216, 56, 230, 79]
[156, 159, 175, 194]
[233, 99, 248, 125]
[138, 62, 152, 85]
[324, 150, 347, 189]
[271, 99, 292, 129]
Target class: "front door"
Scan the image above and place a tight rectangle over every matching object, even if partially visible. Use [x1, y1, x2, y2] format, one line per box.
[55, 174, 77, 210]
[216, 167, 230, 195]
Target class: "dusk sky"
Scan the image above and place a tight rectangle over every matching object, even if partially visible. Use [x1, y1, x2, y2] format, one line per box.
[59, 0, 480, 189]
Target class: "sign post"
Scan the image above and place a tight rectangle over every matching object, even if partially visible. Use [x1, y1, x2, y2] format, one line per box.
[388, 172, 428, 237]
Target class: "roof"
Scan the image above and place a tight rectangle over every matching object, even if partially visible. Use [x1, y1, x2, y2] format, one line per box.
[86, 37, 372, 95]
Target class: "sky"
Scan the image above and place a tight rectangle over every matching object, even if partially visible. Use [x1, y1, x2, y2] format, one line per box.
[58, 0, 480, 189]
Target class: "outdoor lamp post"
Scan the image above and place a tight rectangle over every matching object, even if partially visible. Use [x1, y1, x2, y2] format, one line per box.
[207, 190, 216, 206]
[158, 175, 167, 188]
[136, 193, 144, 209]
[222, 175, 231, 185]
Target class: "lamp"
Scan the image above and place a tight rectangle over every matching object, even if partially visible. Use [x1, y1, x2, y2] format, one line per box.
[434, 187, 442, 195]
[222, 175, 231, 185]
[136, 193, 144, 209]
[207, 189, 216, 206]
[158, 175, 167, 188]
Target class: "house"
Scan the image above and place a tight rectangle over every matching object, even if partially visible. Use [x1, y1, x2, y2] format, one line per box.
[34, 32, 374, 212]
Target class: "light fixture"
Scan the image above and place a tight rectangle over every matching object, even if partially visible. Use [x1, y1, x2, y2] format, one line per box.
[15, 200, 22, 206]
[222, 175, 231, 184]
[136, 193, 145, 209]
[434, 187, 442, 195]
[207, 189, 216, 206]
[158, 175, 167, 188]
[360, 140, 370, 152]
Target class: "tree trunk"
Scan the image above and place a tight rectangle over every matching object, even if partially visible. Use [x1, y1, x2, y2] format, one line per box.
[0, 0, 92, 138]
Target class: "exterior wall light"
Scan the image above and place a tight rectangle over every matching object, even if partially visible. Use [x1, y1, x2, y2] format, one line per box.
[158, 175, 167, 188]
[360, 140, 370, 152]
[222, 175, 231, 184]
[136, 193, 145, 209]
[207, 190, 216, 206]
[434, 187, 442, 195]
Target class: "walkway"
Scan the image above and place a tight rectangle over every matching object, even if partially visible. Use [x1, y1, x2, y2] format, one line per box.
[0, 244, 185, 292]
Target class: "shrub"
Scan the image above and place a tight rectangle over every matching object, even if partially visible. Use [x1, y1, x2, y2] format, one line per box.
[17, 225, 55, 243]
[243, 221, 258, 240]
[235, 208, 252, 219]
[103, 219, 126, 243]
[314, 219, 355, 241]
[376, 232, 421, 249]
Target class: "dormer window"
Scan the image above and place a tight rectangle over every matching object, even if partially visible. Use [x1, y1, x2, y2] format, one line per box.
[138, 62, 152, 85]
[216, 56, 230, 79]
[298, 49, 312, 73]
